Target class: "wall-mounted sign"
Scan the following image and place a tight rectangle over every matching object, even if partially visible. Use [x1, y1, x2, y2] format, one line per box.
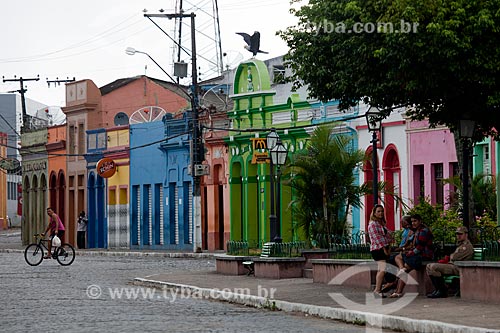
[97, 157, 117, 178]
[0, 158, 21, 171]
[249, 138, 270, 164]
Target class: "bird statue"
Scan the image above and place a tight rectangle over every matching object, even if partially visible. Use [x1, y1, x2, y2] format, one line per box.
[236, 31, 268, 57]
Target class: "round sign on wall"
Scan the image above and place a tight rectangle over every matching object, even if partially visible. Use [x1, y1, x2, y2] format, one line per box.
[96, 158, 117, 178]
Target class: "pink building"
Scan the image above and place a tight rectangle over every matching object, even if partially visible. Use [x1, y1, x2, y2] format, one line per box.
[407, 119, 458, 208]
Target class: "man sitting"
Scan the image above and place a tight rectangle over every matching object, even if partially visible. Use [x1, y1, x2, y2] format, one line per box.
[426, 226, 474, 298]
[381, 215, 412, 292]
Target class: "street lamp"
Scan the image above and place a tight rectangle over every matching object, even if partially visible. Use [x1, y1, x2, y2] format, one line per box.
[365, 106, 383, 205]
[125, 47, 180, 86]
[459, 119, 475, 229]
[267, 129, 287, 242]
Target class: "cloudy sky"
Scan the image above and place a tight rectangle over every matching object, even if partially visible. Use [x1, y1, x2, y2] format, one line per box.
[0, 0, 303, 111]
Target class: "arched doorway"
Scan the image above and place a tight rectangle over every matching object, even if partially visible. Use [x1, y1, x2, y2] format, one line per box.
[229, 162, 243, 241]
[49, 172, 57, 209]
[87, 172, 97, 248]
[383, 145, 401, 231]
[57, 171, 66, 230]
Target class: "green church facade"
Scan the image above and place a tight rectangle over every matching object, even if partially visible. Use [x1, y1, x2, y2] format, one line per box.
[226, 59, 313, 246]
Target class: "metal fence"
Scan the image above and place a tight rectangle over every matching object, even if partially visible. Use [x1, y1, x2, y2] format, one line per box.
[482, 240, 500, 261]
[227, 227, 500, 260]
[226, 241, 249, 256]
[226, 240, 306, 257]
[270, 241, 307, 257]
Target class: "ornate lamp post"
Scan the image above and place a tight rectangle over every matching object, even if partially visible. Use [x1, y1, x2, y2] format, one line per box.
[270, 139, 288, 242]
[365, 107, 383, 205]
[267, 129, 287, 242]
[459, 119, 475, 229]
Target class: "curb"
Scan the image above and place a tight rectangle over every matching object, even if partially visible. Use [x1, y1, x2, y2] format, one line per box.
[133, 278, 500, 333]
[0, 248, 215, 259]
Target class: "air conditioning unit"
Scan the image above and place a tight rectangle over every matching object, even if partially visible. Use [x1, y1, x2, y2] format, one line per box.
[194, 164, 209, 176]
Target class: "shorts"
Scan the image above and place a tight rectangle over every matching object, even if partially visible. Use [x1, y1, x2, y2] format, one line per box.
[371, 248, 389, 261]
[402, 253, 422, 270]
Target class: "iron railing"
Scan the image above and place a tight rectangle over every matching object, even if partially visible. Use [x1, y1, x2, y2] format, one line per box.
[226, 240, 307, 257]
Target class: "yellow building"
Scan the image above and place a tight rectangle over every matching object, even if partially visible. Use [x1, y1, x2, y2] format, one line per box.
[104, 126, 130, 248]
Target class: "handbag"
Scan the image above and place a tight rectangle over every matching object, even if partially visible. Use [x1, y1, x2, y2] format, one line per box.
[52, 235, 61, 247]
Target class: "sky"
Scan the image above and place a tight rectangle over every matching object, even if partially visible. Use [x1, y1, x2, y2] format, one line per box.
[0, 0, 304, 115]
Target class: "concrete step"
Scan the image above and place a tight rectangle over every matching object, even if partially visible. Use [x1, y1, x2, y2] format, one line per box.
[302, 268, 313, 278]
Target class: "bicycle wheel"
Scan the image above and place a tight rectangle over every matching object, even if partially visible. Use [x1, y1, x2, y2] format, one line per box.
[55, 243, 75, 266]
[24, 244, 44, 266]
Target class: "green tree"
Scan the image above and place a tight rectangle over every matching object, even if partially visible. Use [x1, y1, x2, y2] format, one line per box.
[279, 0, 500, 141]
[286, 124, 369, 247]
[444, 173, 497, 221]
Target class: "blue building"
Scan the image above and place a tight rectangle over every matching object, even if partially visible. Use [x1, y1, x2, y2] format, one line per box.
[129, 114, 194, 250]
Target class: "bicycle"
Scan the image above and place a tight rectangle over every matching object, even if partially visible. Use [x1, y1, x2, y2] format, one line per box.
[24, 234, 76, 266]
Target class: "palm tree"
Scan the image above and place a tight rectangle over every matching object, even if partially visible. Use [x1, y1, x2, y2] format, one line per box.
[286, 124, 370, 247]
[443, 173, 497, 224]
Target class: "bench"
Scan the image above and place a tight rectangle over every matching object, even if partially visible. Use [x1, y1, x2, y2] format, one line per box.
[443, 247, 484, 294]
[243, 242, 273, 276]
[455, 260, 500, 303]
[215, 254, 256, 275]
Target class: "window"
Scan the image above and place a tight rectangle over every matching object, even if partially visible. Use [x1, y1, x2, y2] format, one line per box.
[69, 125, 75, 155]
[432, 163, 444, 206]
[7, 181, 16, 200]
[78, 123, 85, 155]
[272, 65, 286, 84]
[413, 165, 425, 204]
[483, 145, 490, 176]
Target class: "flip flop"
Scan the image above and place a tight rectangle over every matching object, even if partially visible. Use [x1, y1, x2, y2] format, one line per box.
[381, 282, 396, 293]
[389, 292, 403, 298]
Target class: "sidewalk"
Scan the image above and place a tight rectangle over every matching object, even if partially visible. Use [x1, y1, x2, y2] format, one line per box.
[134, 270, 500, 333]
[2, 228, 499, 333]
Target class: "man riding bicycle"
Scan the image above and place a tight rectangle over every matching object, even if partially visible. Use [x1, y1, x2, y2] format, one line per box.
[42, 207, 66, 259]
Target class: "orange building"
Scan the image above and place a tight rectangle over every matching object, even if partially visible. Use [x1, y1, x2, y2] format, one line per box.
[46, 125, 67, 242]
[64, 76, 190, 249]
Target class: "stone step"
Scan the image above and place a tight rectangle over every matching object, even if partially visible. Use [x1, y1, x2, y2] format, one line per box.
[302, 268, 313, 279]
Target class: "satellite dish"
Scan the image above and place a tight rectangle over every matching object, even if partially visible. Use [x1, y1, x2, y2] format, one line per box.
[34, 106, 66, 126]
[200, 84, 232, 112]
[223, 50, 244, 70]
[129, 106, 167, 124]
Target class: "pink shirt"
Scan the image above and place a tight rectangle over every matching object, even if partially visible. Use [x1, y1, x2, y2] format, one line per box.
[50, 215, 65, 232]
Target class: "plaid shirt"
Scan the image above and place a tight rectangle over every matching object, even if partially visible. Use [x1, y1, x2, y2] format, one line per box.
[368, 220, 391, 251]
[406, 226, 433, 259]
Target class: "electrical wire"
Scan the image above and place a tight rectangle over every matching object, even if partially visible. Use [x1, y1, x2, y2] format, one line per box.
[1, 130, 191, 158]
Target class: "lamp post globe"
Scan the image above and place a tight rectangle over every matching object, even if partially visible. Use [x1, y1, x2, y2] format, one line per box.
[267, 128, 279, 151]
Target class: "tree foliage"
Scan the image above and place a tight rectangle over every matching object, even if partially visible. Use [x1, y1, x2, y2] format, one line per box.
[279, 0, 500, 141]
[286, 124, 369, 245]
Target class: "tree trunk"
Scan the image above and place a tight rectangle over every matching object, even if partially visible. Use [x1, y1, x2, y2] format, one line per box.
[453, 133, 475, 227]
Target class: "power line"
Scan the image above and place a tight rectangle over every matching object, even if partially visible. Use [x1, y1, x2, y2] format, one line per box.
[1, 131, 190, 158]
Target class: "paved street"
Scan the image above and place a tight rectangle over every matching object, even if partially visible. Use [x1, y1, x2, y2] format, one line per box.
[0, 250, 394, 332]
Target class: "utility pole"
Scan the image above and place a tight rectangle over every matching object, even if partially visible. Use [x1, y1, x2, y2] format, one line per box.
[2, 75, 40, 132]
[145, 12, 202, 252]
[46, 77, 75, 88]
